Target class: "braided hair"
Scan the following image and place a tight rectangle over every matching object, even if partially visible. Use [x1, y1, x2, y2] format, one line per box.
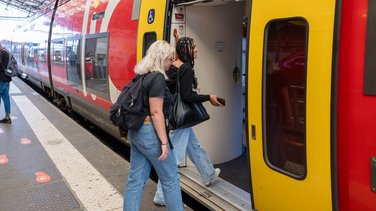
[176, 37, 198, 89]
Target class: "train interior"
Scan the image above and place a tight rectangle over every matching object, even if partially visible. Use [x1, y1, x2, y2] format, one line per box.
[170, 0, 250, 193]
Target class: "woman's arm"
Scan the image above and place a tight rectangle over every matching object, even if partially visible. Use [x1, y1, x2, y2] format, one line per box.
[179, 66, 223, 106]
[149, 97, 169, 160]
[179, 67, 210, 103]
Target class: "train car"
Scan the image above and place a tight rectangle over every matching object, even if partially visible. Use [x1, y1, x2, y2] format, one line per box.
[8, 0, 376, 210]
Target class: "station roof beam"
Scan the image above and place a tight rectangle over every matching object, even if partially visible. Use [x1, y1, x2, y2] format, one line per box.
[0, 0, 52, 17]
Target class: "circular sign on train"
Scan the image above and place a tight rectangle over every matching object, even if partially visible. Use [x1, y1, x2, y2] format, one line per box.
[148, 9, 155, 24]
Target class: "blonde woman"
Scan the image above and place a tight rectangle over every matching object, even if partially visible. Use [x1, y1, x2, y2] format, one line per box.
[123, 40, 183, 211]
[154, 37, 222, 206]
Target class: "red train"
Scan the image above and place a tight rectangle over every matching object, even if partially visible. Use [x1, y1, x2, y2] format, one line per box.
[4, 0, 376, 210]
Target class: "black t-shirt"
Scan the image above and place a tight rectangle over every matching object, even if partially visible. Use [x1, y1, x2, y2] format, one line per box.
[142, 72, 171, 117]
[0, 48, 11, 83]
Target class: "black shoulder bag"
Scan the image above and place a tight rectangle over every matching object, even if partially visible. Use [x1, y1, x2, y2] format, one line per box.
[168, 68, 210, 130]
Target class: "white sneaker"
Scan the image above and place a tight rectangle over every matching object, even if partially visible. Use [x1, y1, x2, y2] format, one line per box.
[153, 200, 166, 207]
[204, 168, 221, 186]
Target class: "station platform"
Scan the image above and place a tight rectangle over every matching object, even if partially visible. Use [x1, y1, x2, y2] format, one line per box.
[0, 78, 190, 211]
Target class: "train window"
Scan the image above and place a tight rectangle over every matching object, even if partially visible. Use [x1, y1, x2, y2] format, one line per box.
[26, 43, 39, 69]
[142, 32, 157, 57]
[38, 49, 46, 62]
[132, 0, 141, 20]
[38, 41, 47, 63]
[66, 38, 82, 87]
[364, 0, 376, 95]
[263, 18, 308, 179]
[85, 32, 109, 100]
[53, 40, 64, 66]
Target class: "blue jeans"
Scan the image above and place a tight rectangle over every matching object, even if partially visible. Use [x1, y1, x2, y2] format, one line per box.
[0, 82, 10, 114]
[123, 122, 183, 211]
[154, 127, 216, 203]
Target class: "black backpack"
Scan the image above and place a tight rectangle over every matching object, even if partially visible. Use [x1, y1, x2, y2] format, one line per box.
[109, 74, 147, 130]
[1, 47, 18, 77]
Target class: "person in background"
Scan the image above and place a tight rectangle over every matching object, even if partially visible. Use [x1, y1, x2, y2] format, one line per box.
[153, 37, 223, 206]
[123, 40, 183, 211]
[0, 44, 12, 124]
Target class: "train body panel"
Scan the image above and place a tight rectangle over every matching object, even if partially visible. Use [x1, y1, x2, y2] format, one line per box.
[337, 0, 376, 210]
[7, 0, 376, 210]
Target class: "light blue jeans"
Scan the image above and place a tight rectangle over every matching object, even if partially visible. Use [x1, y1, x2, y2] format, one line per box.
[0, 82, 10, 114]
[123, 122, 183, 211]
[154, 127, 216, 203]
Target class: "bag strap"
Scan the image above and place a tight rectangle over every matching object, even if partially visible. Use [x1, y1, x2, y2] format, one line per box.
[0, 62, 4, 72]
[175, 67, 181, 94]
[6, 49, 11, 69]
[165, 122, 173, 150]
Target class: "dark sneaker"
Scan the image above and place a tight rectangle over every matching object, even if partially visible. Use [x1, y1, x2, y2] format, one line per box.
[0, 118, 11, 124]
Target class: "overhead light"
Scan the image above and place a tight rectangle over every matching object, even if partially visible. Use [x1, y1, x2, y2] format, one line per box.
[176, 0, 212, 6]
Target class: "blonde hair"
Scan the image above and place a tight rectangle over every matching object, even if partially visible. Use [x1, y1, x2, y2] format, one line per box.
[134, 40, 175, 78]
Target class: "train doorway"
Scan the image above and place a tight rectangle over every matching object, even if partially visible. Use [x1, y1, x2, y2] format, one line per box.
[169, 0, 249, 193]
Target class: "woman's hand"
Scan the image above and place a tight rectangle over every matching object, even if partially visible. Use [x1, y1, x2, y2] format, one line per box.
[209, 95, 223, 107]
[158, 144, 169, 160]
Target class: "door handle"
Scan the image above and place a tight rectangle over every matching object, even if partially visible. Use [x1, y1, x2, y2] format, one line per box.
[371, 156, 376, 192]
[251, 124, 256, 140]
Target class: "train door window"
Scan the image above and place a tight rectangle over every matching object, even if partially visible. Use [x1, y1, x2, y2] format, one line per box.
[25, 45, 32, 67]
[38, 41, 47, 63]
[32, 47, 39, 69]
[263, 19, 308, 178]
[66, 37, 82, 87]
[53, 39, 64, 66]
[85, 32, 109, 99]
[142, 32, 156, 57]
[14, 44, 22, 63]
[26, 43, 39, 69]
[21, 45, 26, 65]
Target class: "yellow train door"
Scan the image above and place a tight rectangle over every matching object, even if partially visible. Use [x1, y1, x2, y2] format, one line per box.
[137, 0, 169, 60]
[247, 0, 336, 210]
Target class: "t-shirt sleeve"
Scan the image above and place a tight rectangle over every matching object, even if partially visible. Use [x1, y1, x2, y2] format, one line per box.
[147, 73, 166, 98]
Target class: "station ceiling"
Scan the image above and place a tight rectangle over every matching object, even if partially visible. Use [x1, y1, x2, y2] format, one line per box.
[0, 0, 52, 16]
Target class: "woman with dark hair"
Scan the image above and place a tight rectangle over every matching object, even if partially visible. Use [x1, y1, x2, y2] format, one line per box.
[153, 37, 223, 206]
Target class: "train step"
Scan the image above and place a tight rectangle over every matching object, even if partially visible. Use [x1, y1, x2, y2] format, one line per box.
[179, 167, 253, 211]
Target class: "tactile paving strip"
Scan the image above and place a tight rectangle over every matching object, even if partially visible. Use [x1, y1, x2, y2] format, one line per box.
[0, 181, 82, 211]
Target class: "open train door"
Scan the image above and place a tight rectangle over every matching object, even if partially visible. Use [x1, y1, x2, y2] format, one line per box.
[136, 0, 170, 60]
[247, 0, 337, 210]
